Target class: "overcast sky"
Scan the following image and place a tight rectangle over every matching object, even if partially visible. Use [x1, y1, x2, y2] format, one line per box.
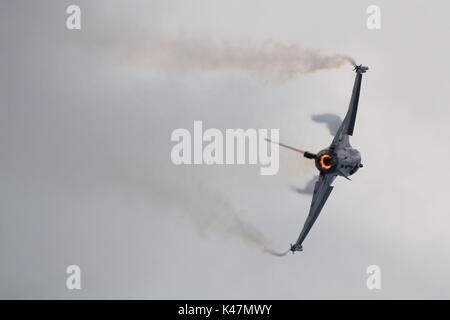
[1, 1, 450, 299]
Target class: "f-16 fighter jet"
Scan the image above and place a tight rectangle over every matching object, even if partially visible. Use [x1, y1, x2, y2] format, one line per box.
[266, 64, 368, 253]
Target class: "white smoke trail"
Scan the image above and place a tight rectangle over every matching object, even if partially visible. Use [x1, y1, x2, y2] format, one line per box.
[106, 166, 289, 256]
[191, 185, 290, 257]
[311, 113, 343, 136]
[103, 165, 285, 256]
[103, 33, 356, 80]
[264, 247, 291, 256]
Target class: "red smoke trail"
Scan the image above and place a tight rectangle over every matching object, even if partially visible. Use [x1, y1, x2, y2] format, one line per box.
[265, 138, 305, 154]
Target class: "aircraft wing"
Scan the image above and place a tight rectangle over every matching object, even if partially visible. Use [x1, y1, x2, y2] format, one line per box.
[331, 65, 368, 149]
[290, 173, 337, 252]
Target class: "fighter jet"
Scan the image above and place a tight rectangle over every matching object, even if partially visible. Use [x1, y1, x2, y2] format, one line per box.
[266, 64, 368, 253]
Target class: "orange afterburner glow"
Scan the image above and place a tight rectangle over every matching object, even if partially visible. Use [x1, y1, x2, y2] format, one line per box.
[319, 154, 333, 170]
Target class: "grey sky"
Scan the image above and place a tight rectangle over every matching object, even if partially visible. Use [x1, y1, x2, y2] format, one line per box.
[1, 1, 450, 299]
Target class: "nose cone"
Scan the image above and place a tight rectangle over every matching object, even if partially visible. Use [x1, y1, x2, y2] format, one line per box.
[337, 148, 361, 176]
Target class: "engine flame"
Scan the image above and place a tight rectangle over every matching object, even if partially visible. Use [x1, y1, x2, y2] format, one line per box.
[319, 154, 333, 170]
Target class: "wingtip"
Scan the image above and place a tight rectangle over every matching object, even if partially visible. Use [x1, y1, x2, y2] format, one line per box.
[290, 243, 303, 253]
[354, 64, 369, 74]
